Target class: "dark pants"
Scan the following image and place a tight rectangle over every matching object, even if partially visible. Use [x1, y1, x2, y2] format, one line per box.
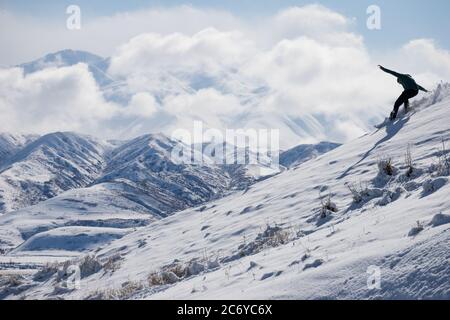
[391, 89, 419, 119]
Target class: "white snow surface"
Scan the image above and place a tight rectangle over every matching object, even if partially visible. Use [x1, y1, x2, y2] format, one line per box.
[1, 85, 449, 300]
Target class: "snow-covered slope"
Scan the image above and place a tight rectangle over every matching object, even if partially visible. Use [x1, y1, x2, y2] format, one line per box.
[280, 141, 341, 169]
[5, 85, 449, 300]
[0, 132, 111, 213]
[0, 182, 161, 255]
[0, 133, 37, 165]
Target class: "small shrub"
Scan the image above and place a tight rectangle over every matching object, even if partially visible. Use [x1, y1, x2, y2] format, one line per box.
[320, 193, 338, 218]
[258, 225, 292, 247]
[436, 139, 450, 176]
[78, 255, 103, 278]
[147, 272, 165, 286]
[162, 271, 180, 284]
[404, 144, 414, 177]
[92, 281, 144, 300]
[103, 254, 123, 273]
[237, 224, 294, 258]
[148, 262, 186, 287]
[116, 281, 143, 299]
[347, 182, 369, 204]
[187, 261, 205, 277]
[33, 262, 59, 281]
[147, 257, 219, 288]
[378, 157, 394, 176]
[408, 221, 424, 237]
[1, 274, 23, 287]
[166, 263, 187, 278]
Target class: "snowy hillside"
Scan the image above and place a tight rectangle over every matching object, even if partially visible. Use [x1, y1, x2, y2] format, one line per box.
[2, 84, 449, 300]
[280, 141, 341, 168]
[0, 132, 111, 213]
[0, 183, 160, 256]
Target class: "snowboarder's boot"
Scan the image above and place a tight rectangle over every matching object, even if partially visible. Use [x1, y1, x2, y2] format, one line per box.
[389, 111, 397, 121]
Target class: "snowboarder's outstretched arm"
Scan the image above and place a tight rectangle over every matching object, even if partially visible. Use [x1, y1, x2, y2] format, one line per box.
[417, 84, 429, 92]
[378, 65, 402, 78]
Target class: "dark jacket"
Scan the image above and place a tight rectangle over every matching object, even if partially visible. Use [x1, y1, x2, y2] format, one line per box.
[380, 66, 428, 92]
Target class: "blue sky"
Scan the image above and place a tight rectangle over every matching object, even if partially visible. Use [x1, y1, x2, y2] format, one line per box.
[1, 0, 450, 52]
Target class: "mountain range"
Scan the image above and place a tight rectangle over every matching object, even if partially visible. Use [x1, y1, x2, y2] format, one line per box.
[0, 129, 339, 256]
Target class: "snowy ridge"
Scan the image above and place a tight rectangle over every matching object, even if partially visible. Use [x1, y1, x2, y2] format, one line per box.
[0, 132, 111, 213]
[0, 133, 37, 166]
[20, 50, 113, 88]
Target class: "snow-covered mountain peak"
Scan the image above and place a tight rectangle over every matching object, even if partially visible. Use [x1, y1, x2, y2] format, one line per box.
[19, 50, 105, 74]
[19, 50, 113, 88]
[104, 133, 181, 172]
[3, 131, 109, 168]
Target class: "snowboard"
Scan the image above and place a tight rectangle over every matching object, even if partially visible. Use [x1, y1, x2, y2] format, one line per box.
[374, 117, 390, 129]
[374, 107, 413, 130]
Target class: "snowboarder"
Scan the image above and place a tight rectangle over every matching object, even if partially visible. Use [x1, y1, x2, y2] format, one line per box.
[378, 65, 429, 120]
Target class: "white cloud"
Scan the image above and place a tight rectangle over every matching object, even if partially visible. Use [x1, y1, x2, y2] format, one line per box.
[164, 89, 242, 116]
[0, 6, 242, 66]
[0, 64, 118, 135]
[266, 4, 362, 47]
[243, 36, 394, 115]
[1, 5, 450, 147]
[109, 28, 254, 76]
[398, 39, 450, 85]
[125, 92, 160, 118]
